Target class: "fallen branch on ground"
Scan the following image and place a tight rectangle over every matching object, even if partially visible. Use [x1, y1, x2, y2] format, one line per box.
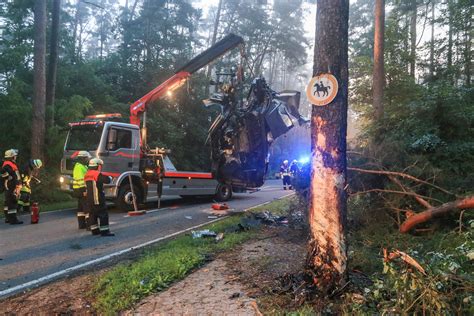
[383, 249, 427, 275]
[399, 196, 474, 233]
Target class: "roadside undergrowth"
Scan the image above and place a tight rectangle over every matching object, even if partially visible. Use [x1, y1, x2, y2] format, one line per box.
[91, 196, 295, 314]
[343, 195, 474, 314]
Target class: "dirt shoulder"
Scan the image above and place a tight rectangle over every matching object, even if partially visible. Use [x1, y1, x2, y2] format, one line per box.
[1, 270, 99, 315]
[128, 226, 307, 315]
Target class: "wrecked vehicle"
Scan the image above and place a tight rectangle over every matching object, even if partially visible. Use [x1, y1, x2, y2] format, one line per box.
[206, 75, 303, 189]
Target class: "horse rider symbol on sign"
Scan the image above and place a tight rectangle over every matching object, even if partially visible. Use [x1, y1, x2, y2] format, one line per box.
[306, 73, 339, 106]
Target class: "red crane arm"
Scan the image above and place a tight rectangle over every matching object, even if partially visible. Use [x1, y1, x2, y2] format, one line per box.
[129, 33, 244, 128]
[129, 71, 190, 126]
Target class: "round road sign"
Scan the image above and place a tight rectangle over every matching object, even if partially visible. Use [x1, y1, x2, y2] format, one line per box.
[306, 74, 338, 106]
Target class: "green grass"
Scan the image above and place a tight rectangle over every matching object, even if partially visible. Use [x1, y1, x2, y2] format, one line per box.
[41, 200, 76, 212]
[92, 196, 295, 314]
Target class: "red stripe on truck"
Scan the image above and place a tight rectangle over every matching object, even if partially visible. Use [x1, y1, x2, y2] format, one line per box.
[164, 172, 213, 179]
[113, 152, 140, 159]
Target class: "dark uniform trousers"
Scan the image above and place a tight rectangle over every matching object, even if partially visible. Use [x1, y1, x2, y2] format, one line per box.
[2, 160, 22, 224]
[73, 188, 88, 229]
[85, 169, 112, 235]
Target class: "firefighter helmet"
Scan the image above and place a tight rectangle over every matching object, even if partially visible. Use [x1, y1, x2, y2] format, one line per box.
[77, 151, 92, 159]
[4, 149, 19, 158]
[283, 160, 288, 164]
[32, 159, 43, 169]
[88, 158, 104, 167]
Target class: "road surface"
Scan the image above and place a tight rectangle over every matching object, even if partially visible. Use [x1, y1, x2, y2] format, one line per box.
[0, 180, 290, 298]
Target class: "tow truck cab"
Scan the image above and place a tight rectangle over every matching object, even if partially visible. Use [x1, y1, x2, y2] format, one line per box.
[60, 115, 229, 211]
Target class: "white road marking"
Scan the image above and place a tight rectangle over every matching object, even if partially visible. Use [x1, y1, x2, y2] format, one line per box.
[0, 217, 227, 299]
[0, 193, 295, 299]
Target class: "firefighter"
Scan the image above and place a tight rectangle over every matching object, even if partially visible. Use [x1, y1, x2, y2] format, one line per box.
[85, 158, 114, 237]
[72, 151, 91, 229]
[2, 149, 23, 224]
[17, 159, 43, 215]
[290, 160, 299, 176]
[280, 159, 291, 190]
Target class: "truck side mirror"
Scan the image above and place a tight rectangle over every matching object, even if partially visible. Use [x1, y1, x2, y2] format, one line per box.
[106, 129, 117, 151]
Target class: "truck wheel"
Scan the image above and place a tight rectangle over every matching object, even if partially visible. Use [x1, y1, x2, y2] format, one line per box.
[215, 183, 232, 202]
[116, 183, 143, 212]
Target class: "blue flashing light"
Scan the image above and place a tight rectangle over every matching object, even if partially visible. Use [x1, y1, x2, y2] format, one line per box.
[299, 156, 310, 164]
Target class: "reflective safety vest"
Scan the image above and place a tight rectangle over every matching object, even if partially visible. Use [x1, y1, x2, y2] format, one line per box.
[73, 163, 88, 189]
[84, 169, 101, 206]
[2, 160, 21, 190]
[20, 174, 32, 193]
[2, 160, 18, 172]
[280, 165, 290, 177]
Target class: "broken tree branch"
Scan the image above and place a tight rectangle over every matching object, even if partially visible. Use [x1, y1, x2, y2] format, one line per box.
[400, 196, 474, 233]
[389, 175, 433, 209]
[350, 189, 442, 204]
[348, 167, 456, 196]
[384, 248, 427, 275]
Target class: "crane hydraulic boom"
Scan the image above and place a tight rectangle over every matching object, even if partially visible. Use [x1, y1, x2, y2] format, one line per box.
[129, 33, 244, 130]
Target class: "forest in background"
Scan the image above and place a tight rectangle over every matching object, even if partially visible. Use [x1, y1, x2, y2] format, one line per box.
[0, 0, 472, 313]
[0, 0, 472, 199]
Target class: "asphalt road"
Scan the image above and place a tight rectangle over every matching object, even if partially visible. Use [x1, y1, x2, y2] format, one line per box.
[0, 180, 290, 298]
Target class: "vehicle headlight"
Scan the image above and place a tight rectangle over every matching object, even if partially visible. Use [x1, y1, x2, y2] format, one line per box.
[59, 176, 65, 184]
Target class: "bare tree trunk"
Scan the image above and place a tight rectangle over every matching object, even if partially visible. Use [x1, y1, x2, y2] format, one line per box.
[47, 0, 60, 126]
[206, 0, 223, 95]
[307, 0, 349, 295]
[32, 0, 47, 160]
[373, 0, 385, 121]
[429, 0, 435, 78]
[409, 0, 417, 78]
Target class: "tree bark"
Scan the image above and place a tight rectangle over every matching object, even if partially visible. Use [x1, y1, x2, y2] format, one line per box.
[32, 0, 47, 160]
[373, 0, 385, 120]
[47, 0, 60, 126]
[409, 0, 417, 78]
[400, 196, 474, 233]
[307, 0, 349, 295]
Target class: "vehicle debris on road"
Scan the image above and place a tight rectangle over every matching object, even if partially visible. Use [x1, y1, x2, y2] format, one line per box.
[212, 203, 229, 210]
[192, 229, 217, 239]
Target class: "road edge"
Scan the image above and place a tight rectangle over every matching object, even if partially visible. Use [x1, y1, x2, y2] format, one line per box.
[0, 193, 294, 300]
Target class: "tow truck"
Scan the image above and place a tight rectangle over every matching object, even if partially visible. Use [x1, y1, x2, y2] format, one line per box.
[59, 34, 303, 210]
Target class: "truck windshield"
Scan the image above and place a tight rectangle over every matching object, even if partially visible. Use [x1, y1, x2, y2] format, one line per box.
[65, 126, 103, 151]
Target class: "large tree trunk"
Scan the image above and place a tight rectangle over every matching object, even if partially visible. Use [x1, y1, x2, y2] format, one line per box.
[307, 0, 349, 295]
[409, 0, 417, 78]
[373, 0, 385, 120]
[47, 0, 60, 126]
[205, 0, 223, 95]
[32, 0, 47, 160]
